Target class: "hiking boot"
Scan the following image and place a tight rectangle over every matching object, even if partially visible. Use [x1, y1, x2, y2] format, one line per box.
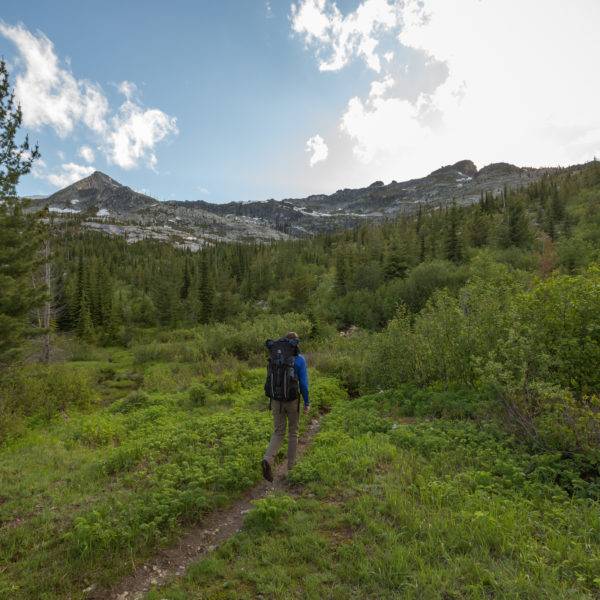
[261, 459, 273, 482]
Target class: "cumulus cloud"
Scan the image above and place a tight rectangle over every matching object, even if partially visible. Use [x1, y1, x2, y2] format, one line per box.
[45, 162, 96, 187]
[306, 134, 329, 166]
[293, 0, 600, 181]
[0, 22, 178, 172]
[78, 145, 95, 163]
[106, 93, 178, 170]
[291, 0, 400, 72]
[0, 22, 108, 136]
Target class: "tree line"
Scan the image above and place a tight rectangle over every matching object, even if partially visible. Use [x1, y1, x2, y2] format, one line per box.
[1, 52, 600, 363]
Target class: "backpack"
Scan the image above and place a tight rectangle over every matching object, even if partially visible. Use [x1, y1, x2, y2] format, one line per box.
[264, 338, 299, 402]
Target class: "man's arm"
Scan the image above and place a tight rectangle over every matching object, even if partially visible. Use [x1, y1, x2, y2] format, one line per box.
[295, 354, 309, 407]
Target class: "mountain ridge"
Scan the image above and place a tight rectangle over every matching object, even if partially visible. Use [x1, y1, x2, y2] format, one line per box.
[28, 159, 574, 248]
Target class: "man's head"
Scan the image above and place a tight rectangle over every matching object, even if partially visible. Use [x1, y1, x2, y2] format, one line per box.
[285, 331, 299, 341]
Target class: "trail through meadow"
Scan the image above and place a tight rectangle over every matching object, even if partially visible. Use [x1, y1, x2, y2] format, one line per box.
[94, 416, 323, 600]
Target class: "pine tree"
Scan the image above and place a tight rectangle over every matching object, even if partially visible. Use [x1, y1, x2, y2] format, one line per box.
[334, 252, 348, 295]
[444, 203, 463, 264]
[550, 186, 565, 222]
[155, 276, 179, 326]
[180, 260, 191, 299]
[0, 60, 44, 366]
[418, 231, 426, 263]
[384, 240, 410, 280]
[466, 209, 489, 247]
[198, 255, 214, 324]
[76, 291, 95, 342]
[503, 200, 530, 247]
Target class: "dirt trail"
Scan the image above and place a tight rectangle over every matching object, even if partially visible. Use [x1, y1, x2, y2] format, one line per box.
[90, 416, 322, 600]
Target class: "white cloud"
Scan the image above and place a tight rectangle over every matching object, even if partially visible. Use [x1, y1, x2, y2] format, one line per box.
[106, 95, 178, 170]
[266, 1, 274, 18]
[78, 145, 95, 163]
[293, 0, 600, 181]
[118, 80, 137, 101]
[45, 162, 95, 187]
[0, 22, 108, 136]
[306, 134, 329, 166]
[0, 22, 178, 170]
[291, 0, 400, 72]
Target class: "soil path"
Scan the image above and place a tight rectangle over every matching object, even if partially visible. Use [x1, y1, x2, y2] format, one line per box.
[90, 416, 322, 600]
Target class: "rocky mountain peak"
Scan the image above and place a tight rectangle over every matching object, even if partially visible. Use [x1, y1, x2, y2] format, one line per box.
[75, 170, 122, 191]
[429, 159, 478, 178]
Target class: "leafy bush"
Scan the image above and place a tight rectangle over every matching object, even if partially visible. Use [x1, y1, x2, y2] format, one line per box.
[393, 259, 468, 313]
[200, 313, 311, 360]
[188, 383, 210, 407]
[382, 385, 486, 420]
[143, 363, 196, 393]
[109, 390, 155, 414]
[71, 413, 126, 447]
[308, 333, 369, 397]
[133, 341, 205, 364]
[244, 495, 298, 532]
[98, 365, 117, 382]
[0, 364, 98, 441]
[514, 265, 600, 396]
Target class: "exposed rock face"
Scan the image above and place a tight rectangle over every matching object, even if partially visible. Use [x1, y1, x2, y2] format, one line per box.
[33, 171, 291, 246]
[45, 171, 158, 217]
[27, 160, 574, 248]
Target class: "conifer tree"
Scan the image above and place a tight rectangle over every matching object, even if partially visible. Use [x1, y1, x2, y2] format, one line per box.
[384, 240, 410, 280]
[334, 252, 348, 295]
[76, 291, 95, 342]
[466, 208, 489, 247]
[503, 199, 530, 247]
[180, 260, 191, 299]
[418, 232, 426, 263]
[444, 203, 463, 264]
[198, 254, 214, 324]
[0, 60, 44, 366]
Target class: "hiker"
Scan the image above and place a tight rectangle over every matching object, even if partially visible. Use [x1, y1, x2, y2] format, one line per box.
[261, 331, 309, 482]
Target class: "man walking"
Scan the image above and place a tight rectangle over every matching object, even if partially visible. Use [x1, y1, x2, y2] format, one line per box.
[262, 332, 310, 482]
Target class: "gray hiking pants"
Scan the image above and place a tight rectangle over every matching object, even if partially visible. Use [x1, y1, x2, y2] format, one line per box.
[263, 399, 300, 470]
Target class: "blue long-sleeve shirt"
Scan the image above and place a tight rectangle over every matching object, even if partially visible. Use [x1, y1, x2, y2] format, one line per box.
[294, 354, 309, 406]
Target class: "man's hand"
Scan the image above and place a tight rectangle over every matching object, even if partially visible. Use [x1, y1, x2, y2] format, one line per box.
[303, 404, 310, 415]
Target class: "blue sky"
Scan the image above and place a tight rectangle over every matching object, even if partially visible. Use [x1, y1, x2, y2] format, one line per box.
[2, 0, 600, 203]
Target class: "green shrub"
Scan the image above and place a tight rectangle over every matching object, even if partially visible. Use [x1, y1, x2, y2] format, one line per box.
[71, 414, 125, 447]
[203, 370, 243, 395]
[514, 265, 600, 396]
[98, 366, 117, 382]
[0, 364, 98, 441]
[383, 385, 486, 419]
[143, 363, 196, 393]
[244, 495, 298, 532]
[188, 384, 210, 407]
[109, 390, 154, 414]
[394, 259, 468, 313]
[133, 341, 205, 364]
[309, 333, 370, 397]
[200, 313, 311, 360]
